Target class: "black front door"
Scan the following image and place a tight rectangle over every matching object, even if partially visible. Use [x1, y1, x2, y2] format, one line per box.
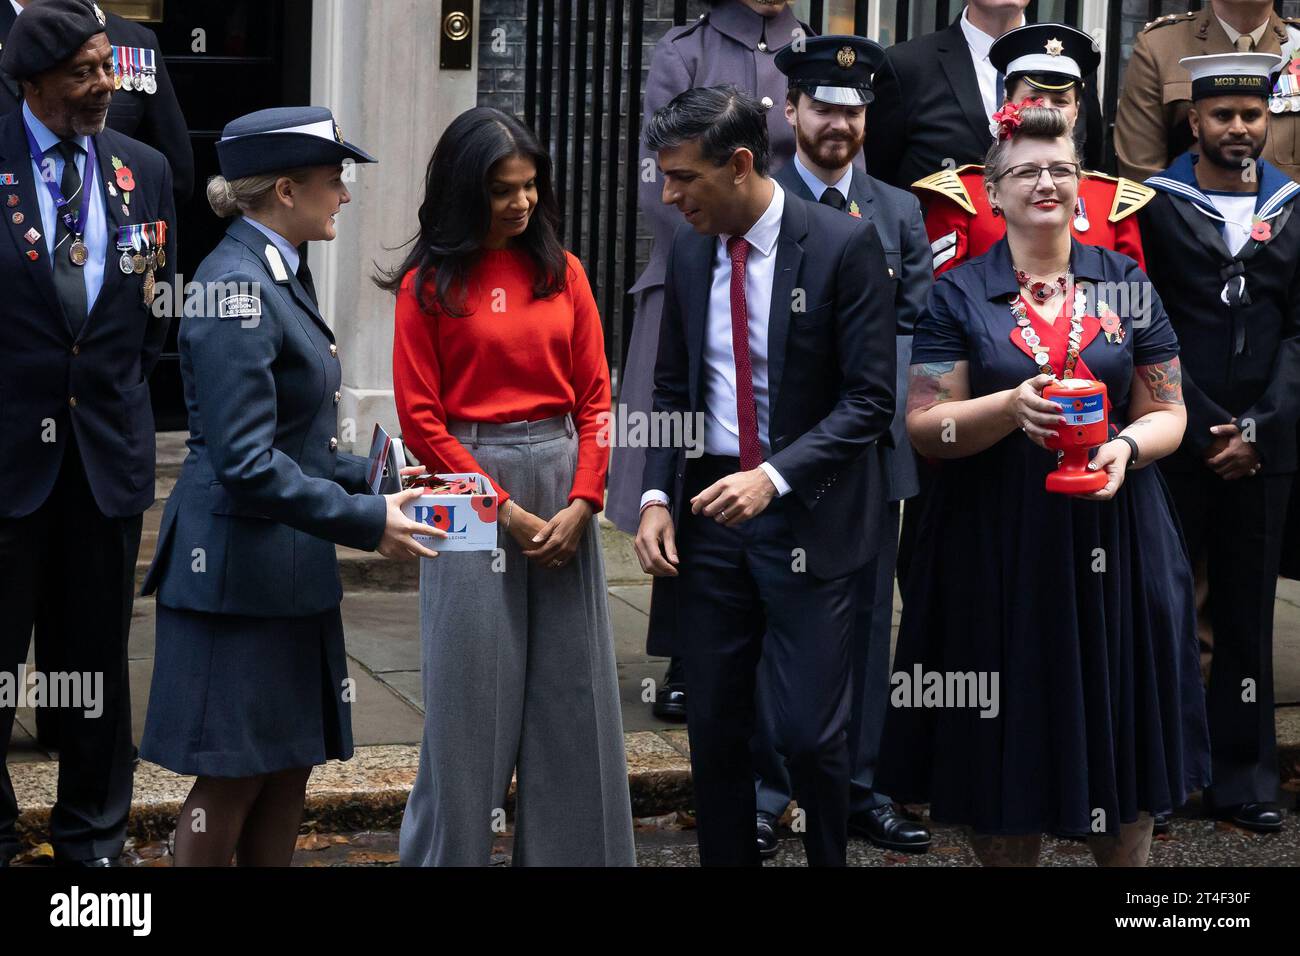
[105, 0, 313, 431]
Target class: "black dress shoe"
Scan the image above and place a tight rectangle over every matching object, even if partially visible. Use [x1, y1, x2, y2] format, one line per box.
[54, 854, 119, 868]
[652, 685, 687, 721]
[756, 812, 779, 859]
[1152, 812, 1172, 835]
[1222, 803, 1284, 833]
[850, 804, 932, 853]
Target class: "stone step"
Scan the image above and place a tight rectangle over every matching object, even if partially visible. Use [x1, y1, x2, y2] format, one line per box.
[11, 712, 1300, 845]
[11, 733, 694, 845]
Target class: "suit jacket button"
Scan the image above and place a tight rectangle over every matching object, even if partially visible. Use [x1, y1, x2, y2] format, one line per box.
[329, 344, 339, 357]
[329, 437, 338, 451]
[68, 396, 77, 408]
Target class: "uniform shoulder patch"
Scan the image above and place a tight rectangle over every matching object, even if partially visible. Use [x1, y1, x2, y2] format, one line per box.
[911, 166, 978, 215]
[217, 293, 263, 321]
[1142, 11, 1194, 31]
[1108, 178, 1157, 222]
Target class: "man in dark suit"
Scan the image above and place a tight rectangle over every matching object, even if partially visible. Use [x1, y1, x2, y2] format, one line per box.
[0, 0, 175, 867]
[5, 0, 192, 755]
[634, 85, 896, 866]
[1140, 52, 1300, 834]
[747, 34, 931, 857]
[1, 0, 193, 202]
[865, 0, 1105, 190]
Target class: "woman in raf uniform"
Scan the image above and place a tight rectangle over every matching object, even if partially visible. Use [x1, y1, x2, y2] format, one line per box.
[876, 104, 1210, 866]
[139, 107, 441, 867]
[914, 24, 1154, 275]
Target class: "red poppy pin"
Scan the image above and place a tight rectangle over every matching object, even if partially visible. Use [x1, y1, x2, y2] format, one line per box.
[1250, 218, 1272, 242]
[111, 156, 135, 206]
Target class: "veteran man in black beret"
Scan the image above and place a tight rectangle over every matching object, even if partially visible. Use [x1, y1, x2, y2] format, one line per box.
[0, 0, 175, 867]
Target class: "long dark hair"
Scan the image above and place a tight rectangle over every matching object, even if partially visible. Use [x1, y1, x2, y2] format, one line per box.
[374, 107, 567, 316]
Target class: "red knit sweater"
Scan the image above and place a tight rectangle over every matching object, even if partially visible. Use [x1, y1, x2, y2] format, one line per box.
[392, 248, 611, 511]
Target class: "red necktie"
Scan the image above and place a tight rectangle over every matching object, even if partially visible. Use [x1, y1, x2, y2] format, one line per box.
[726, 236, 763, 471]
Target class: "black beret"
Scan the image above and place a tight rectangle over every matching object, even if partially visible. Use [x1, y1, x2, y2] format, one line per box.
[0, 0, 109, 81]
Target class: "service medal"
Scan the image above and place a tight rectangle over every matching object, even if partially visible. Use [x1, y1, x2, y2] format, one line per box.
[69, 240, 89, 266]
[119, 251, 134, 274]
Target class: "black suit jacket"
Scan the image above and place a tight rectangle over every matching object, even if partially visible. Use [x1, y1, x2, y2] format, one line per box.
[865, 20, 1105, 190]
[642, 189, 897, 581]
[0, 7, 193, 202]
[0, 110, 175, 519]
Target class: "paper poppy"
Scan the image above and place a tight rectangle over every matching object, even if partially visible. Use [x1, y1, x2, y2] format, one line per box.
[1250, 220, 1271, 242]
[470, 495, 498, 523]
[115, 166, 135, 192]
[1099, 312, 1119, 334]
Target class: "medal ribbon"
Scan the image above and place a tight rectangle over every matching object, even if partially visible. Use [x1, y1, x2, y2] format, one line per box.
[22, 118, 97, 242]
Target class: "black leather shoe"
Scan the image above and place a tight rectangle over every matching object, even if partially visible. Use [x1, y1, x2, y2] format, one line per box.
[1152, 811, 1172, 835]
[652, 685, 687, 721]
[54, 854, 119, 868]
[756, 812, 779, 859]
[1223, 803, 1284, 833]
[850, 804, 931, 853]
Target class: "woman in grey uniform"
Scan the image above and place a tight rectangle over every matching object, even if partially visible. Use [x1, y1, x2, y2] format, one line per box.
[140, 107, 440, 867]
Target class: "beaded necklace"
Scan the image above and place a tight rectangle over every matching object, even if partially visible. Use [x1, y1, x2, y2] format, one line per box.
[1011, 282, 1086, 380]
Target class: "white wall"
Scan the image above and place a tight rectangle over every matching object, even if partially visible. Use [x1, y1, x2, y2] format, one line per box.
[309, 0, 480, 451]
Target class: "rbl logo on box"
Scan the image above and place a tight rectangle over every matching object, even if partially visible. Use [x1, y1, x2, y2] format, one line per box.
[401, 472, 498, 551]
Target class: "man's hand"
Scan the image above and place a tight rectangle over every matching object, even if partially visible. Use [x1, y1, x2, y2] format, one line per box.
[690, 468, 777, 528]
[634, 504, 678, 577]
[1206, 422, 1260, 481]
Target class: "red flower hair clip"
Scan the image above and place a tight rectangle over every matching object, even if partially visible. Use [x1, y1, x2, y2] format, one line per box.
[991, 96, 1046, 141]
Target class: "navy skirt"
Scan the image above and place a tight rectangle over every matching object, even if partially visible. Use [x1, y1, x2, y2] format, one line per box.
[140, 603, 353, 777]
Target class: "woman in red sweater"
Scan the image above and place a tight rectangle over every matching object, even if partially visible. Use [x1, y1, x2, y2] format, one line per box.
[377, 107, 635, 866]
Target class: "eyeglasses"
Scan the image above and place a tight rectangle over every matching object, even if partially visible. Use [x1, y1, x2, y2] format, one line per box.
[996, 162, 1082, 185]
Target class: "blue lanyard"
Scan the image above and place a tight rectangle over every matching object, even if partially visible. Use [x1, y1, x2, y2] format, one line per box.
[22, 118, 96, 241]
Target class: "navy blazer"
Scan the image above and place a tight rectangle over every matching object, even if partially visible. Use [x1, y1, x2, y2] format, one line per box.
[0, 8, 193, 202]
[142, 218, 386, 617]
[642, 190, 897, 580]
[774, 161, 930, 502]
[0, 111, 174, 519]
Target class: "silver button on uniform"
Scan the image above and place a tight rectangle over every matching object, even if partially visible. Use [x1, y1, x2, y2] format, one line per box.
[329, 437, 338, 451]
[761, 95, 773, 109]
[329, 344, 338, 357]
[334, 391, 341, 406]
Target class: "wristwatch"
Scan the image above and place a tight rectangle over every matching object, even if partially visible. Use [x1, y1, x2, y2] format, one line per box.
[1115, 434, 1140, 467]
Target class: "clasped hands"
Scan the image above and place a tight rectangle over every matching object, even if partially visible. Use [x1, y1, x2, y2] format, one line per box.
[634, 468, 777, 577]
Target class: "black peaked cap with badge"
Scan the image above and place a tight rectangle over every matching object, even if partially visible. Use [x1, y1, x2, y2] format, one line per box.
[0, 0, 108, 80]
[216, 106, 377, 180]
[774, 34, 885, 106]
[989, 23, 1101, 93]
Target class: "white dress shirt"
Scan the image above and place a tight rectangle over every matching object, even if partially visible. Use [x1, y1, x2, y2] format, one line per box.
[793, 153, 853, 206]
[960, 7, 1025, 123]
[9, 0, 24, 16]
[640, 183, 791, 512]
[1215, 15, 1269, 48]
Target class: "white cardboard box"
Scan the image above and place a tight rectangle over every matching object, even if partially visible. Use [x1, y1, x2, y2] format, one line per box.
[400, 472, 499, 552]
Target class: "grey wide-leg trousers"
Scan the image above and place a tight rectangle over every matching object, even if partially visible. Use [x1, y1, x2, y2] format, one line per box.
[398, 416, 636, 866]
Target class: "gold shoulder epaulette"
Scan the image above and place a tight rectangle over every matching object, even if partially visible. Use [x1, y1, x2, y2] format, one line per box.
[1108, 178, 1156, 222]
[911, 165, 980, 215]
[1142, 11, 1195, 32]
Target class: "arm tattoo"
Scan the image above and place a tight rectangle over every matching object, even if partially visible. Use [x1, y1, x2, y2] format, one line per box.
[1138, 357, 1184, 405]
[907, 361, 957, 414]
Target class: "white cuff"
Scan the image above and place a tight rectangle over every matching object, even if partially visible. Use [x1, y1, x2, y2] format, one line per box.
[639, 490, 670, 512]
[759, 462, 791, 497]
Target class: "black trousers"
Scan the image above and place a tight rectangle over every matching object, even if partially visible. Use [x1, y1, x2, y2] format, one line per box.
[0, 437, 142, 861]
[753, 502, 897, 817]
[1162, 467, 1292, 807]
[677, 455, 855, 866]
